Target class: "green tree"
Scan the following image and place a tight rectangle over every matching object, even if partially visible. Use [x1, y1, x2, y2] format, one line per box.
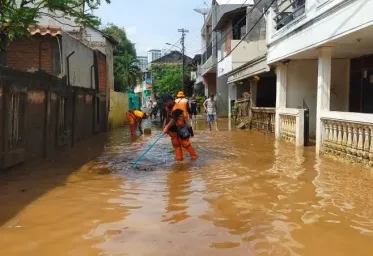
[102, 23, 139, 92]
[151, 64, 191, 96]
[101, 23, 136, 57]
[114, 52, 141, 92]
[0, 0, 110, 46]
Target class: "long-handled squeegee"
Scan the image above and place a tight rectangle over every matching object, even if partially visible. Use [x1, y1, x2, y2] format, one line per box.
[132, 133, 165, 167]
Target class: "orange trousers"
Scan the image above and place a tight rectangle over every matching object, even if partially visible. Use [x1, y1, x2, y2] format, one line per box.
[130, 123, 137, 135]
[169, 132, 198, 161]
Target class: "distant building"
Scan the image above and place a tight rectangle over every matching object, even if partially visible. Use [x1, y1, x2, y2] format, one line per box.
[147, 49, 162, 66]
[137, 56, 148, 71]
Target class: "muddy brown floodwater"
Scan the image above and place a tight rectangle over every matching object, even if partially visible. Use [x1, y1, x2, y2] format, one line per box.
[1, 120, 373, 256]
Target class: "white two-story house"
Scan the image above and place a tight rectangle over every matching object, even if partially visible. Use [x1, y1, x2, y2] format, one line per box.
[266, 0, 373, 166]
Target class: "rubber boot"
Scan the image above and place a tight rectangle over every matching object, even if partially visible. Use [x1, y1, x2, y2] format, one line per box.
[170, 133, 183, 161]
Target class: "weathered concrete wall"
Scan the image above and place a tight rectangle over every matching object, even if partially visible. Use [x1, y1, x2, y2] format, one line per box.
[0, 67, 107, 169]
[108, 90, 129, 129]
[0, 87, 3, 166]
[27, 90, 46, 161]
[62, 31, 95, 88]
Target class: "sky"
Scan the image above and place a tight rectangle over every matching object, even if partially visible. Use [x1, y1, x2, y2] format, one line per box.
[95, 0, 210, 57]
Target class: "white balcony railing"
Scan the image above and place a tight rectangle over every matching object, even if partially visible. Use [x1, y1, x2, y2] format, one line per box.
[251, 107, 276, 133]
[320, 111, 373, 166]
[277, 108, 307, 146]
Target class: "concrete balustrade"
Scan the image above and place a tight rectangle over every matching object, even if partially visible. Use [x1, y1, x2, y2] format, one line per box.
[251, 107, 275, 133]
[277, 108, 306, 146]
[321, 111, 373, 166]
[280, 114, 296, 143]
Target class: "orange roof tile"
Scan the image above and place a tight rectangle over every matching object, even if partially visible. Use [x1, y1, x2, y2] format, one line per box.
[28, 25, 62, 37]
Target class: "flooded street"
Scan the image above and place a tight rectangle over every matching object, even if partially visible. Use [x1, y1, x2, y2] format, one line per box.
[1, 120, 373, 256]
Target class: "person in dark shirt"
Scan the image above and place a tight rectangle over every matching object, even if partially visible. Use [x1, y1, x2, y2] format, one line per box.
[190, 94, 198, 123]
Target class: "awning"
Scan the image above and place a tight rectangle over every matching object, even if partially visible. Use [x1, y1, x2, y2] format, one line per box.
[227, 55, 269, 84]
[214, 7, 247, 31]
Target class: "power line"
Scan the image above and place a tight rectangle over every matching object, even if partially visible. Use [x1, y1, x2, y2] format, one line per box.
[201, 0, 276, 71]
[182, 0, 241, 55]
[164, 38, 181, 54]
[191, 0, 264, 55]
[179, 28, 189, 91]
[163, 1, 246, 57]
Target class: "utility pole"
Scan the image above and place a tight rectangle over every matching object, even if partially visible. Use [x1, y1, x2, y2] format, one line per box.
[178, 28, 189, 92]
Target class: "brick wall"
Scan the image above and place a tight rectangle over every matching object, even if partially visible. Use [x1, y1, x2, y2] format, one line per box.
[203, 73, 217, 95]
[98, 52, 107, 92]
[223, 21, 233, 53]
[7, 35, 54, 73]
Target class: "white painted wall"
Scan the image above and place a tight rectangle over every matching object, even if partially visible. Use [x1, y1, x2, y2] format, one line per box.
[83, 27, 106, 53]
[218, 54, 233, 77]
[232, 40, 267, 68]
[286, 59, 349, 137]
[218, 40, 267, 77]
[61, 32, 95, 89]
[17, 0, 82, 32]
[267, 0, 373, 63]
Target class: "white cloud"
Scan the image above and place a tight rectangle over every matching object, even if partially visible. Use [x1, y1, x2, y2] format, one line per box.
[126, 26, 137, 36]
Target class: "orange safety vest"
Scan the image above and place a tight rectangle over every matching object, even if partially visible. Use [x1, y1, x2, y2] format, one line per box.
[127, 110, 142, 124]
[133, 110, 144, 118]
[173, 98, 189, 119]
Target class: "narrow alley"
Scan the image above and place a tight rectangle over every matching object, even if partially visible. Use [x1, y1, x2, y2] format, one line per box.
[1, 122, 373, 256]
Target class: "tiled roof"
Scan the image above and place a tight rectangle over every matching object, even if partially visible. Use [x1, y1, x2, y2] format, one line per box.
[152, 51, 193, 65]
[28, 25, 62, 37]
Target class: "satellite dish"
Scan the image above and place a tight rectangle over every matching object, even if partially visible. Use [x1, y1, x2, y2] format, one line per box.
[193, 8, 210, 21]
[193, 8, 210, 15]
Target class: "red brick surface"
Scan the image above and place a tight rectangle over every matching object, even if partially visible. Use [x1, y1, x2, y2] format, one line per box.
[7, 36, 53, 73]
[98, 53, 107, 92]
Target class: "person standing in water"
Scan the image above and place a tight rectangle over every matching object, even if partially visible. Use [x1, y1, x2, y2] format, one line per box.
[162, 94, 198, 161]
[126, 109, 148, 136]
[203, 94, 218, 131]
[189, 94, 198, 123]
[175, 91, 192, 124]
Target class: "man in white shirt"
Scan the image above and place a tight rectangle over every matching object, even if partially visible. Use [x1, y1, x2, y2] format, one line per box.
[203, 94, 218, 131]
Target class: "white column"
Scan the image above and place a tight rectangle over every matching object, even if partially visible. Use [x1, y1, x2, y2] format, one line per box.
[275, 63, 287, 139]
[316, 46, 333, 154]
[296, 110, 305, 147]
[228, 84, 232, 119]
[228, 83, 237, 118]
[250, 77, 258, 108]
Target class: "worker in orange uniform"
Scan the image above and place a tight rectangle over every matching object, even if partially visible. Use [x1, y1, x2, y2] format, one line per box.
[175, 91, 192, 123]
[126, 109, 148, 136]
[162, 93, 198, 161]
